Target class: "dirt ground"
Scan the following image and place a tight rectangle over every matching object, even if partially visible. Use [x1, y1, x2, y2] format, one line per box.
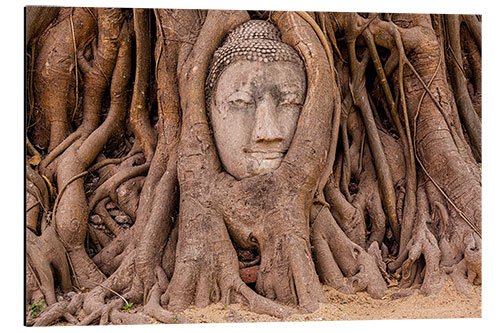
[44, 278, 480, 328]
[175, 279, 480, 323]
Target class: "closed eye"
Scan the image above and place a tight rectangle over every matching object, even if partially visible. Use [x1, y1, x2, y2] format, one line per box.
[230, 99, 253, 107]
[279, 93, 302, 107]
[227, 92, 254, 108]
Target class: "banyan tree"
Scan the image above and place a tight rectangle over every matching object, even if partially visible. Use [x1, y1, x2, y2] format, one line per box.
[25, 7, 481, 325]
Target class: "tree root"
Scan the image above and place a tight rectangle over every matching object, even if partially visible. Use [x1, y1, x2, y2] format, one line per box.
[389, 181, 445, 295]
[130, 8, 157, 161]
[39, 131, 82, 180]
[88, 161, 150, 211]
[94, 198, 123, 237]
[26, 227, 72, 305]
[345, 21, 399, 242]
[311, 204, 387, 299]
[447, 233, 481, 297]
[78, 253, 144, 325]
[28, 293, 84, 326]
[144, 279, 190, 324]
[26, 179, 42, 233]
[92, 230, 132, 275]
[445, 15, 481, 160]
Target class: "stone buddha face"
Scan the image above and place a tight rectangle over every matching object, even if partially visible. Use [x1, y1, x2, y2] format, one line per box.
[207, 20, 306, 180]
[210, 60, 306, 179]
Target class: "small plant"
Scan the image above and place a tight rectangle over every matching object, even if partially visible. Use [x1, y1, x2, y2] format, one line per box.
[29, 299, 45, 317]
[121, 302, 134, 311]
[223, 303, 227, 310]
[172, 315, 178, 323]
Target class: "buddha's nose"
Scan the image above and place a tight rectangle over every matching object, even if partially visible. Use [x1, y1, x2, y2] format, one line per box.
[252, 93, 283, 143]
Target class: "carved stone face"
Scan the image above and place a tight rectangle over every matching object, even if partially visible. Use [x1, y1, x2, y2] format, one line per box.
[210, 60, 306, 179]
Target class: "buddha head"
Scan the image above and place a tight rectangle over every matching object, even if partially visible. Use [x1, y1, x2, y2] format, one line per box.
[206, 20, 307, 180]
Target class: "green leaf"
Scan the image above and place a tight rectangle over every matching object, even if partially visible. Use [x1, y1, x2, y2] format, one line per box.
[121, 302, 134, 311]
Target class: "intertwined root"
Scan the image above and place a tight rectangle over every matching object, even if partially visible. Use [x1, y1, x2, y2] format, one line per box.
[312, 205, 387, 299]
[27, 293, 84, 326]
[163, 198, 297, 318]
[447, 233, 481, 297]
[396, 222, 445, 294]
[26, 226, 72, 306]
[254, 233, 327, 312]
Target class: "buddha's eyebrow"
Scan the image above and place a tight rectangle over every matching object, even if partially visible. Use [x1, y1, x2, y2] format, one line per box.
[227, 90, 252, 101]
[279, 83, 304, 94]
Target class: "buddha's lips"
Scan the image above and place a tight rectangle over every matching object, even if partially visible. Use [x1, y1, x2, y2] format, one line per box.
[243, 148, 286, 159]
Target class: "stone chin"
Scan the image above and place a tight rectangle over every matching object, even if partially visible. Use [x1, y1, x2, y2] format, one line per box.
[244, 153, 285, 179]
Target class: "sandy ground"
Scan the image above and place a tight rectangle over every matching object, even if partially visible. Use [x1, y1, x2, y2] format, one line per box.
[175, 279, 480, 323]
[47, 279, 480, 327]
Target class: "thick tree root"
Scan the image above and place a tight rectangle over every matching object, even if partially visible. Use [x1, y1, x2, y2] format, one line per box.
[26, 227, 72, 305]
[397, 223, 445, 294]
[144, 280, 190, 324]
[311, 204, 387, 299]
[389, 181, 445, 294]
[91, 229, 131, 275]
[88, 159, 149, 212]
[28, 293, 84, 326]
[77, 253, 146, 325]
[447, 233, 481, 297]
[164, 199, 297, 318]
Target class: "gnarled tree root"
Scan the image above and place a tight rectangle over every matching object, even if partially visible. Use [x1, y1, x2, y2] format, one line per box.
[26, 226, 72, 306]
[28, 293, 84, 326]
[447, 233, 481, 297]
[388, 182, 445, 295]
[311, 204, 387, 299]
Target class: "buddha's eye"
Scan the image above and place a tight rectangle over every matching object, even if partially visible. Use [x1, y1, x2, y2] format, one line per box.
[230, 99, 253, 107]
[279, 93, 302, 107]
[227, 92, 253, 108]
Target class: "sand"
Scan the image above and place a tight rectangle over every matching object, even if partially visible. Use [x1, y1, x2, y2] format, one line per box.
[176, 279, 480, 324]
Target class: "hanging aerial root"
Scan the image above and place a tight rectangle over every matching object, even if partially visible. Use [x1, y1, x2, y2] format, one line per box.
[130, 8, 157, 161]
[445, 14, 481, 160]
[345, 21, 400, 241]
[361, 22, 417, 253]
